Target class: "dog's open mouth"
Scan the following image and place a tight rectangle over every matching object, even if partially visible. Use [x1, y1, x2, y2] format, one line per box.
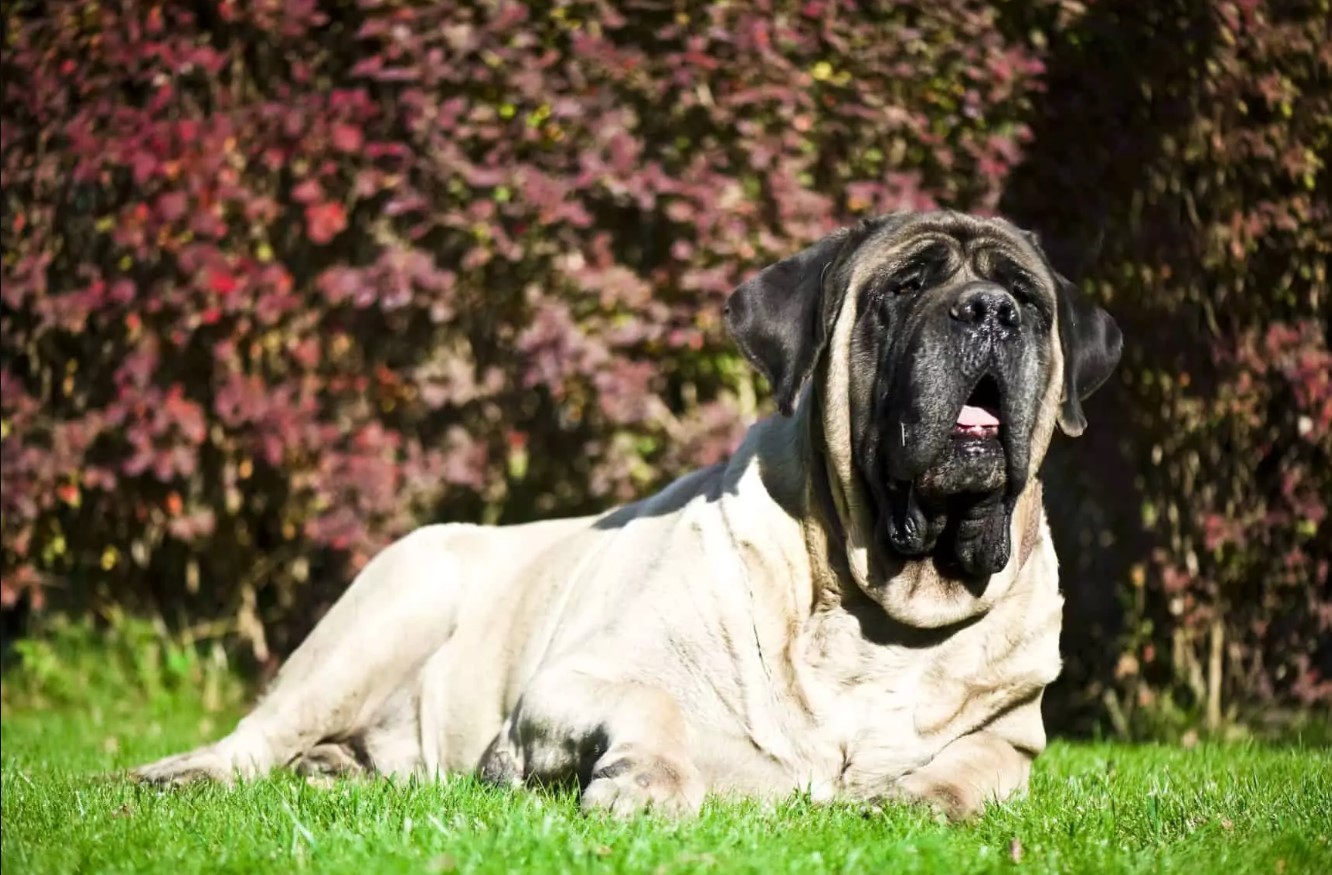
[952, 374, 1002, 440]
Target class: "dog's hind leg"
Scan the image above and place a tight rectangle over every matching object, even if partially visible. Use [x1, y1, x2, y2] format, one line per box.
[477, 664, 707, 818]
[131, 524, 472, 786]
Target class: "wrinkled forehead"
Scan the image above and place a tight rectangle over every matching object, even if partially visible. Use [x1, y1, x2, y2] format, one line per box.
[841, 211, 1055, 293]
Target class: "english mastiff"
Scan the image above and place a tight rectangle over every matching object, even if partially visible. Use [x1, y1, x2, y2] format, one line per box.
[133, 211, 1121, 818]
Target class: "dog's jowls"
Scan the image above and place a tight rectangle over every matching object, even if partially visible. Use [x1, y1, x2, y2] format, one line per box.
[133, 211, 1121, 820]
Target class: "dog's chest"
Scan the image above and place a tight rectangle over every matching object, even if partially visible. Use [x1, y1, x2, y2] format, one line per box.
[781, 611, 995, 799]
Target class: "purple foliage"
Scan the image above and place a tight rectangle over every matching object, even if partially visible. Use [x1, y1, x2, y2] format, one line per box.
[2, 0, 1326, 718]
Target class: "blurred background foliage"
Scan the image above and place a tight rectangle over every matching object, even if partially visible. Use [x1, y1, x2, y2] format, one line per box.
[1, 0, 1327, 737]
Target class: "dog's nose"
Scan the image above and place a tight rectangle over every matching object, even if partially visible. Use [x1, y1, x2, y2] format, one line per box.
[950, 283, 1020, 330]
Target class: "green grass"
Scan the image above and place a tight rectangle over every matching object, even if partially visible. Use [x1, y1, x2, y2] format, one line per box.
[3, 621, 1330, 874]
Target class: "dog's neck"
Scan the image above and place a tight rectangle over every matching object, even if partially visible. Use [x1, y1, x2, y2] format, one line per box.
[794, 391, 1045, 630]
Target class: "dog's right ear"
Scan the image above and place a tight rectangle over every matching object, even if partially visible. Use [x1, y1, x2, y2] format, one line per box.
[723, 229, 851, 416]
[1017, 227, 1122, 438]
[1054, 273, 1123, 437]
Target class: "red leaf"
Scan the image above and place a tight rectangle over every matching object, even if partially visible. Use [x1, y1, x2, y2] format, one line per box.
[305, 202, 348, 245]
[208, 269, 238, 295]
[330, 122, 364, 153]
[292, 178, 324, 204]
[110, 279, 136, 303]
[158, 191, 188, 222]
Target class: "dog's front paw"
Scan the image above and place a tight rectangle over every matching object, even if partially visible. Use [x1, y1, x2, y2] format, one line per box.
[130, 745, 248, 787]
[886, 773, 987, 821]
[581, 753, 705, 818]
[476, 742, 523, 788]
[294, 742, 366, 778]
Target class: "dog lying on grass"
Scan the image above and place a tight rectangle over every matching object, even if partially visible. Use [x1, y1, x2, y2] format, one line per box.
[134, 211, 1121, 819]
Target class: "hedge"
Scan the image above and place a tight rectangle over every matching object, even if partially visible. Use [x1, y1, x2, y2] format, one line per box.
[3, 0, 1327, 730]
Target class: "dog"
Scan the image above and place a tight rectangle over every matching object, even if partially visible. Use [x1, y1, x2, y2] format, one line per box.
[133, 210, 1122, 819]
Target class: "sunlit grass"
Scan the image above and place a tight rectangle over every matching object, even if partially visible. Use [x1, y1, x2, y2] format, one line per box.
[3, 621, 1329, 874]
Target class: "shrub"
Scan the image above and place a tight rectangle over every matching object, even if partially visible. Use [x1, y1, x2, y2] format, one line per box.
[1, 0, 1049, 665]
[1000, 0, 1331, 729]
[5, 0, 1327, 729]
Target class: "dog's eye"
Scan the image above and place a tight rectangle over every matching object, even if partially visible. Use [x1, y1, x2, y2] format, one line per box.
[1006, 279, 1033, 300]
[1007, 284, 1054, 326]
[888, 272, 925, 296]
[992, 263, 1040, 303]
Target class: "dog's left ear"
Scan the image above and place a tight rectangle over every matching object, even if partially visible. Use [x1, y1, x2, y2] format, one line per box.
[1054, 274, 1122, 437]
[723, 229, 851, 416]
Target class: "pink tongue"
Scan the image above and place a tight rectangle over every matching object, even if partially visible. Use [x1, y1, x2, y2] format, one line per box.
[956, 405, 1001, 428]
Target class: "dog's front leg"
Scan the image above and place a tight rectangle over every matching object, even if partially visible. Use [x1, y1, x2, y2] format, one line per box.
[477, 666, 705, 818]
[889, 730, 1034, 820]
[889, 695, 1046, 820]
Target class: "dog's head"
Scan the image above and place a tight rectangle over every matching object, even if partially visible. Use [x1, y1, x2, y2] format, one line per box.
[725, 211, 1121, 580]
